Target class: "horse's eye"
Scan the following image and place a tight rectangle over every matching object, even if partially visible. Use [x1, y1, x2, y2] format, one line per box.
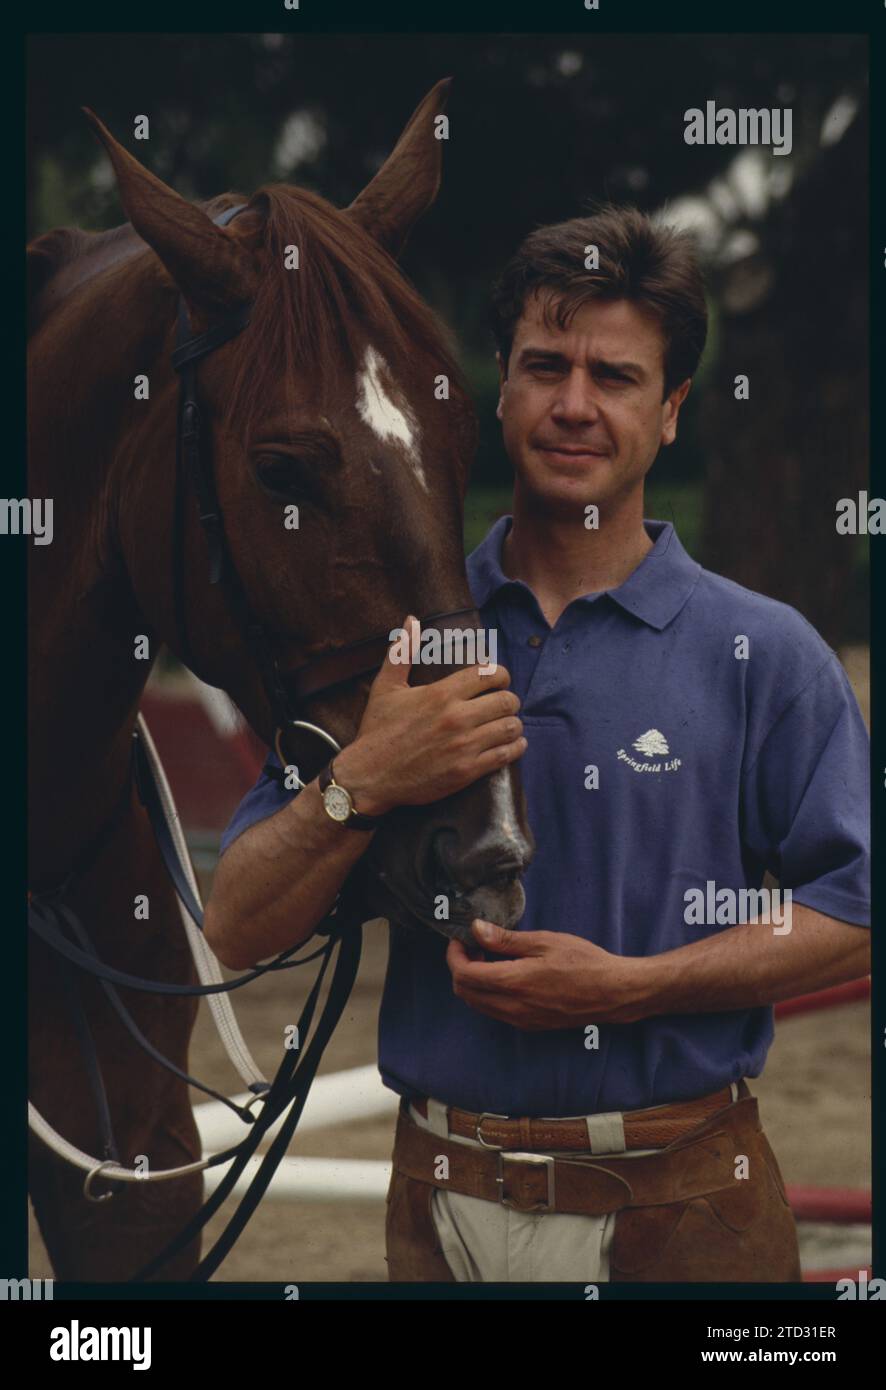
[256, 454, 315, 500]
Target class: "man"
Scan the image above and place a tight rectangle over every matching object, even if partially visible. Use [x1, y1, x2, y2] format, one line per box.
[206, 206, 870, 1283]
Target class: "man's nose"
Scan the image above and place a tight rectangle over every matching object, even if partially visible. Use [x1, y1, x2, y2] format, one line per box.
[551, 368, 601, 425]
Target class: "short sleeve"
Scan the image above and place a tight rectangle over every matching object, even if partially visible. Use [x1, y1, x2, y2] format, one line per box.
[740, 654, 870, 926]
[219, 751, 300, 856]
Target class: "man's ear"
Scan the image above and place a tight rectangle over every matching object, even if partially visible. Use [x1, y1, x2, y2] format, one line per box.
[661, 378, 692, 447]
[496, 350, 507, 422]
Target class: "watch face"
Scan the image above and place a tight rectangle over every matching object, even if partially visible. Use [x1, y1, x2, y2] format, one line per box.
[323, 785, 352, 822]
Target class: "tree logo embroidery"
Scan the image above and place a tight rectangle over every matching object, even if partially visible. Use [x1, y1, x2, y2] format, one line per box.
[632, 729, 669, 757]
[616, 729, 682, 774]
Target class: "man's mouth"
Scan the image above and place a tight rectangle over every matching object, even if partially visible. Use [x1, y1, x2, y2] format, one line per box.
[536, 443, 611, 460]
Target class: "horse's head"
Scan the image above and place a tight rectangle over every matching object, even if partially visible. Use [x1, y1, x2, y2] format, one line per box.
[83, 81, 534, 942]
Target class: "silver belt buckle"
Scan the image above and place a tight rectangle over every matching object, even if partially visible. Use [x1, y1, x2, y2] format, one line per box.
[496, 1152, 556, 1212]
[474, 1111, 509, 1148]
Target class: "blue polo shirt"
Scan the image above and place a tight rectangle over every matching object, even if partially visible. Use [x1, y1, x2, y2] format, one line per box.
[219, 516, 870, 1116]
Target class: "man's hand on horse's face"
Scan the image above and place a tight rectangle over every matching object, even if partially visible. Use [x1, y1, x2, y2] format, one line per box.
[445, 921, 651, 1030]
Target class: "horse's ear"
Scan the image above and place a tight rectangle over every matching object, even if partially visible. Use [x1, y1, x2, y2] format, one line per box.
[81, 107, 258, 311]
[346, 77, 452, 258]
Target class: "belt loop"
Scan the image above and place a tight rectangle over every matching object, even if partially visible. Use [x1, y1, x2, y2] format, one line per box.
[425, 1097, 451, 1138]
[730, 1082, 739, 1102]
[585, 1111, 626, 1154]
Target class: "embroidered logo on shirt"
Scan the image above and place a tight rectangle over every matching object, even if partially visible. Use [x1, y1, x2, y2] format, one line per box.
[617, 729, 682, 774]
[633, 729, 669, 756]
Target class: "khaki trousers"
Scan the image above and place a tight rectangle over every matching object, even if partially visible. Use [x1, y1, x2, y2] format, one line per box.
[385, 1083, 802, 1283]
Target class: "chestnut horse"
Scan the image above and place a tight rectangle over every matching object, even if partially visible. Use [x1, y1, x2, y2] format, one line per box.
[28, 80, 533, 1280]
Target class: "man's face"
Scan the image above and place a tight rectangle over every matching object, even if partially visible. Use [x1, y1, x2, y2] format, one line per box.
[497, 291, 691, 513]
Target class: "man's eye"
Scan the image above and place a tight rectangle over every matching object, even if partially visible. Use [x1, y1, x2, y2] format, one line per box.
[528, 361, 560, 375]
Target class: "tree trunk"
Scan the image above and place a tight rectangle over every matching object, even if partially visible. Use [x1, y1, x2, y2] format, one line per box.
[699, 98, 868, 648]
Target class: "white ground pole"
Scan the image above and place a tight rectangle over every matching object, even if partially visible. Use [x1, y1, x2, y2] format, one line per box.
[196, 1064, 397, 1200]
[196, 1064, 398, 1149]
[202, 1156, 392, 1201]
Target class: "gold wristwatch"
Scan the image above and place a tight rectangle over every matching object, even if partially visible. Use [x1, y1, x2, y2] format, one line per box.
[318, 759, 382, 830]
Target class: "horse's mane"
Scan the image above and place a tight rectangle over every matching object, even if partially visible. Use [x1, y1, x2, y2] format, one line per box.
[223, 183, 465, 441]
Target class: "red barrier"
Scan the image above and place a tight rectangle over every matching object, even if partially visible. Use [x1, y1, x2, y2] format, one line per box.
[775, 977, 870, 1019]
[141, 689, 264, 833]
[804, 1266, 871, 1283]
[788, 1186, 871, 1224]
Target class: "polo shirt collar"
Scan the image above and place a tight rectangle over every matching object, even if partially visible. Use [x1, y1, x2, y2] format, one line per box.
[467, 514, 701, 631]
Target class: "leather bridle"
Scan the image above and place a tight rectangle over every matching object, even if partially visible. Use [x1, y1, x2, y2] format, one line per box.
[171, 201, 480, 780]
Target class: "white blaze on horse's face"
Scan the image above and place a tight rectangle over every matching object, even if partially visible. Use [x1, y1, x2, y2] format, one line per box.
[356, 346, 428, 490]
[488, 765, 524, 856]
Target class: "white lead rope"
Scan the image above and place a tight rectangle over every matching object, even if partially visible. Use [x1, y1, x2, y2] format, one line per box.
[28, 1101, 218, 1198]
[29, 710, 271, 1194]
[134, 712, 268, 1091]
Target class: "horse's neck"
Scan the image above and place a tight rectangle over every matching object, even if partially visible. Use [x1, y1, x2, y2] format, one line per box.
[28, 256, 174, 881]
[28, 567, 154, 882]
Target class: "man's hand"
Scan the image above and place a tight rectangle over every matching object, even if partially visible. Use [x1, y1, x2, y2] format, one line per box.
[446, 919, 650, 1030]
[334, 614, 526, 816]
[447, 906, 871, 1031]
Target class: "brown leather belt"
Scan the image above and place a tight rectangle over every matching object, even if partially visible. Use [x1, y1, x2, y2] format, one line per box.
[410, 1082, 740, 1152]
[395, 1088, 758, 1217]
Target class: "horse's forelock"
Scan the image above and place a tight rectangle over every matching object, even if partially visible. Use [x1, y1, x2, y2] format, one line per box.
[220, 185, 465, 445]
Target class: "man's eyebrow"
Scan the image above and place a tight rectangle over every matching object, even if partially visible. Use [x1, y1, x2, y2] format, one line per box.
[515, 346, 569, 366]
[598, 358, 649, 382]
[516, 345, 649, 380]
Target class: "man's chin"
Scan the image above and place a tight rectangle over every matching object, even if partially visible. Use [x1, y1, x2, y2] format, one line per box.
[520, 467, 617, 516]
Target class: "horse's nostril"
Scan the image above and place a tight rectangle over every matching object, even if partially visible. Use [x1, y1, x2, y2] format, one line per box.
[480, 872, 518, 893]
[430, 828, 458, 877]
[428, 827, 526, 900]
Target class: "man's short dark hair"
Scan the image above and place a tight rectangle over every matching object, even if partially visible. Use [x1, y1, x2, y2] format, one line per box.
[489, 204, 708, 399]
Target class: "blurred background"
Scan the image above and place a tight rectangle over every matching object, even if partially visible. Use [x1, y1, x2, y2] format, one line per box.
[28, 32, 871, 1283]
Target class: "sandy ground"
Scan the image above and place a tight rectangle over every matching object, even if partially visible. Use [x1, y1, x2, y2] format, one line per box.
[29, 648, 872, 1283]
